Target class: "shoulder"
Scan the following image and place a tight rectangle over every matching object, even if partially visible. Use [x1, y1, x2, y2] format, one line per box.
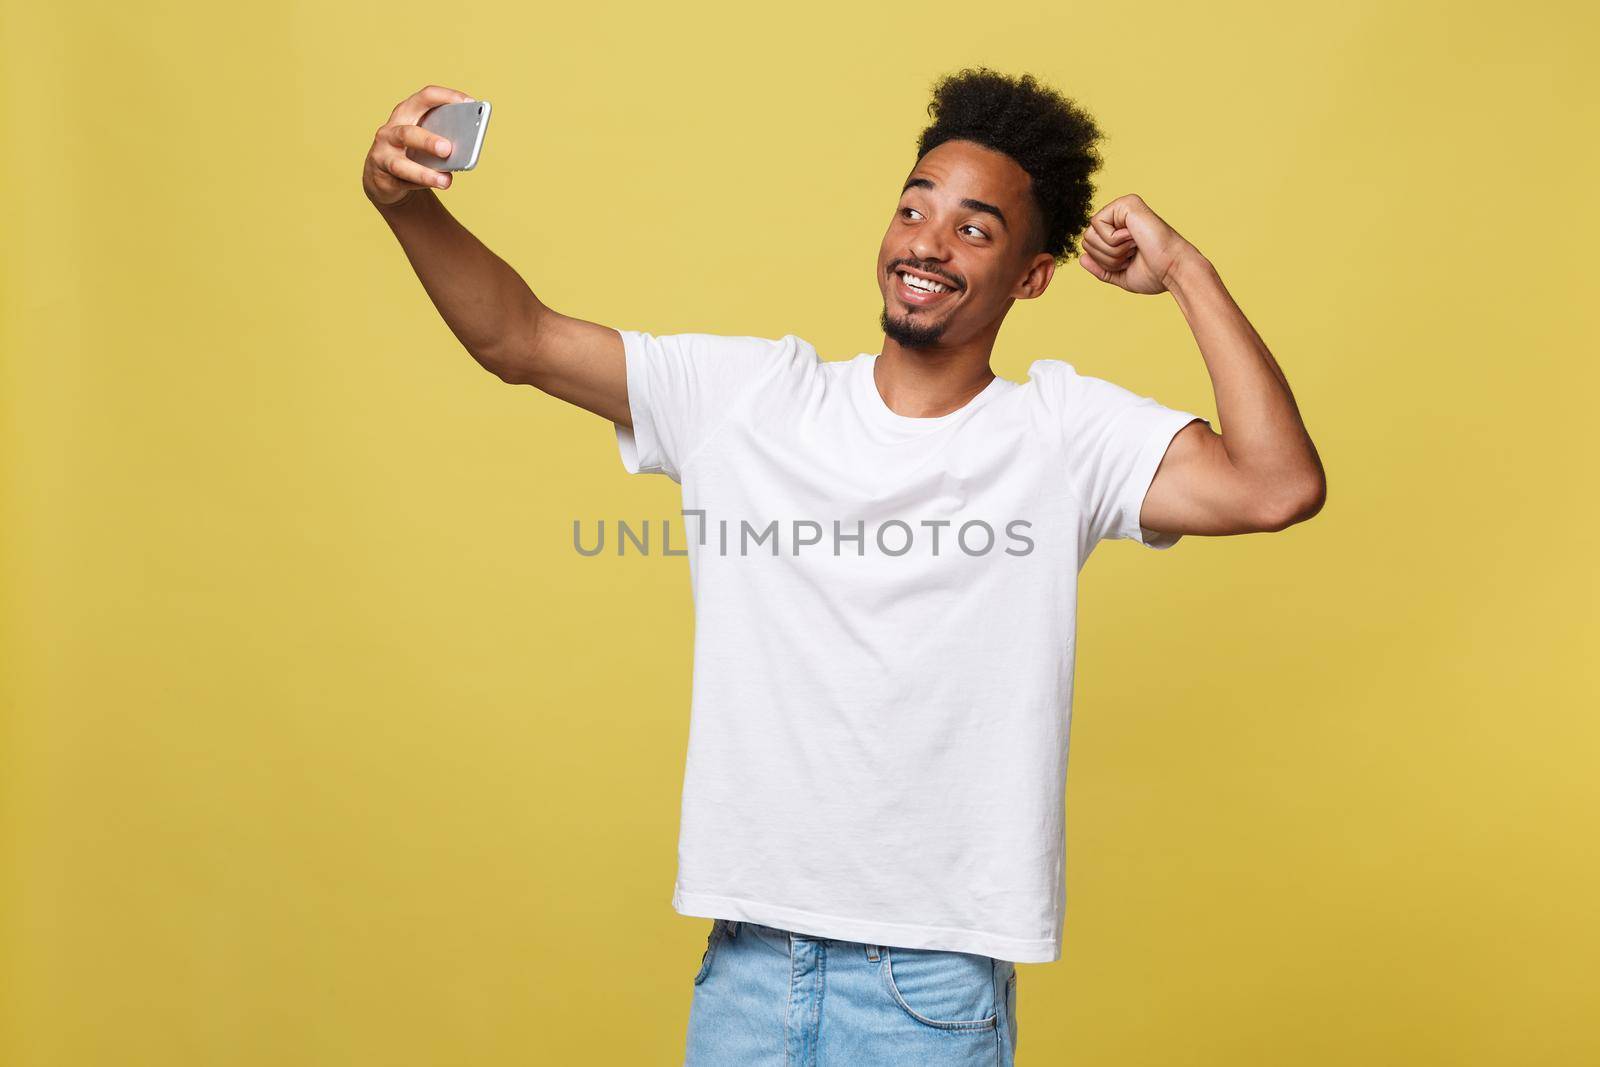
[621, 329, 819, 369]
[1025, 358, 1123, 402]
[1022, 358, 1076, 401]
[616, 330, 821, 401]
[1024, 357, 1168, 420]
[1019, 359, 1095, 425]
[764, 333, 823, 374]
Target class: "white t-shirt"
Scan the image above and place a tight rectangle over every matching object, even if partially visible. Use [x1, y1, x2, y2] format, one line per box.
[612, 328, 1208, 963]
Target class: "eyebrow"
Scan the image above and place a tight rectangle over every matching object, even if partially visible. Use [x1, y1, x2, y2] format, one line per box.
[901, 177, 1009, 231]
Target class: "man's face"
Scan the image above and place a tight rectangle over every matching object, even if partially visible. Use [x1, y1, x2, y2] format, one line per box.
[877, 138, 1055, 350]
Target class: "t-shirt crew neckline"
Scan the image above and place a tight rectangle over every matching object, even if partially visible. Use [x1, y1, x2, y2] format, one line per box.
[852, 352, 1012, 432]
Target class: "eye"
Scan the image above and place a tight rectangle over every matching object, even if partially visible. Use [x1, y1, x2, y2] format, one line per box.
[900, 206, 922, 220]
[960, 224, 988, 239]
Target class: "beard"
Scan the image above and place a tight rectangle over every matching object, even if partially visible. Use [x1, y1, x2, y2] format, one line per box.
[880, 302, 950, 348]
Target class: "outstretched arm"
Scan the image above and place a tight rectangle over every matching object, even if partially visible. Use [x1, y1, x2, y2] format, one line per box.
[1078, 193, 1327, 537]
[364, 84, 631, 428]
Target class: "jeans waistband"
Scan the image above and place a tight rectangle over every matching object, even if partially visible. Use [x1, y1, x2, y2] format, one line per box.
[723, 919, 885, 961]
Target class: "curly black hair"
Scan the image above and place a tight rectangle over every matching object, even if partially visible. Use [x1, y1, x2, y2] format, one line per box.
[915, 68, 1105, 264]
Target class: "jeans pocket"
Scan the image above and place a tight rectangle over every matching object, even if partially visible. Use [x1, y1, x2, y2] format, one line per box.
[693, 919, 724, 985]
[879, 945, 998, 1031]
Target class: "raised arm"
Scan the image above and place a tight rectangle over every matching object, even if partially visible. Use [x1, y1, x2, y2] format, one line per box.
[363, 84, 631, 428]
[1077, 193, 1327, 537]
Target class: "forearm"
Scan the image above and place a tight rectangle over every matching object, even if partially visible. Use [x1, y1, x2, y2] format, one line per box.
[1164, 247, 1324, 506]
[373, 189, 543, 377]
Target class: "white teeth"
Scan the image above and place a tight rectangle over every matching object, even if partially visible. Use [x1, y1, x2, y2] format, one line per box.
[900, 271, 949, 294]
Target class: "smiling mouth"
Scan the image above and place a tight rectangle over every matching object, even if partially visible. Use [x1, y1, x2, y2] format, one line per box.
[891, 268, 960, 307]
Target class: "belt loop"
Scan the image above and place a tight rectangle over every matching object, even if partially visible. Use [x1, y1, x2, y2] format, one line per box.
[728, 920, 741, 938]
[865, 943, 881, 962]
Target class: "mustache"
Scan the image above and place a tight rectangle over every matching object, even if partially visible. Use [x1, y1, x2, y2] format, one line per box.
[889, 260, 963, 290]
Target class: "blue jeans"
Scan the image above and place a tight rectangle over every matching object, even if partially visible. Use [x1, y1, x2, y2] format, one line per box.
[685, 918, 1019, 1066]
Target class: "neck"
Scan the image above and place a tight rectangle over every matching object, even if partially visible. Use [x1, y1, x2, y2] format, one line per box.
[874, 328, 1000, 418]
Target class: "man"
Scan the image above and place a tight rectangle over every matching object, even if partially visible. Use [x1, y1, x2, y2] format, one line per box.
[364, 67, 1325, 1065]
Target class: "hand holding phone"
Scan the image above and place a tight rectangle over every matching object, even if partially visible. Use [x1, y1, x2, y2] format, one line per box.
[404, 100, 492, 172]
[363, 85, 491, 208]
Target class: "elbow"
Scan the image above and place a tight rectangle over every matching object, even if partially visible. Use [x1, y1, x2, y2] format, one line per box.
[1302, 475, 1328, 522]
[466, 342, 525, 385]
[483, 343, 544, 387]
[491, 356, 528, 385]
[1255, 475, 1326, 532]
[486, 307, 550, 387]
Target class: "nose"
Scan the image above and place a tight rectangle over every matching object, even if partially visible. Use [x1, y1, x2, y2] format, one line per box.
[908, 229, 951, 269]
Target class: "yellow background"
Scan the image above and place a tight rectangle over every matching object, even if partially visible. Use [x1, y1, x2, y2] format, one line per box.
[3, 1, 1596, 1063]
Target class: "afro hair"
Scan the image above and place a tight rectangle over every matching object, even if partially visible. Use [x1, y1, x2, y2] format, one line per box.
[915, 68, 1105, 263]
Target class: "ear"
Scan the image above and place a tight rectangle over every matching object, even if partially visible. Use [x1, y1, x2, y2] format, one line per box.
[1012, 252, 1056, 300]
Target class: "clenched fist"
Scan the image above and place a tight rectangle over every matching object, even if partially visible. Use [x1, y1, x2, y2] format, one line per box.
[1077, 193, 1198, 296]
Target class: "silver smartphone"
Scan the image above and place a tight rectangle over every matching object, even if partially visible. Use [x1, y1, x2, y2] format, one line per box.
[405, 100, 492, 172]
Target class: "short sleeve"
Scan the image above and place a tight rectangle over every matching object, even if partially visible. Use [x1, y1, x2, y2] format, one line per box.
[1037, 360, 1211, 551]
[613, 329, 804, 483]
